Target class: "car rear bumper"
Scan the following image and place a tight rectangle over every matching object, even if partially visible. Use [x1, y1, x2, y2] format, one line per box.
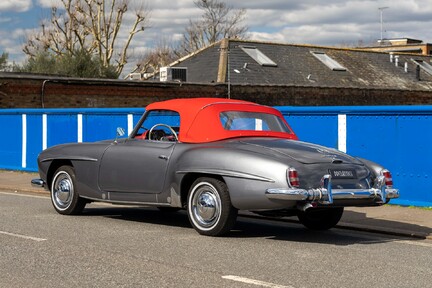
[265, 175, 399, 205]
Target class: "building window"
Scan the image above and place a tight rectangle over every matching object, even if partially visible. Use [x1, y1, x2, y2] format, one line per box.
[240, 46, 277, 67]
[311, 51, 347, 71]
[412, 59, 432, 75]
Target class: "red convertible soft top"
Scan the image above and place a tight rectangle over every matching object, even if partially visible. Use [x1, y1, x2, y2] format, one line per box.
[146, 98, 298, 143]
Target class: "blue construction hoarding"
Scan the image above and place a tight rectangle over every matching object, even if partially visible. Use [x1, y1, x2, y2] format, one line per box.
[0, 106, 431, 207]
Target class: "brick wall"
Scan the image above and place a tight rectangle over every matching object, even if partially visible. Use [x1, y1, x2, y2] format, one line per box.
[0, 75, 227, 108]
[1, 74, 432, 108]
[231, 85, 432, 106]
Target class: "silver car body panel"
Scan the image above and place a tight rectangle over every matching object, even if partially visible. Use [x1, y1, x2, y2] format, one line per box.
[35, 136, 398, 211]
[33, 98, 399, 212]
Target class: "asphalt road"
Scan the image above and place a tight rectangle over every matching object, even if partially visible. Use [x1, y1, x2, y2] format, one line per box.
[1, 190, 431, 288]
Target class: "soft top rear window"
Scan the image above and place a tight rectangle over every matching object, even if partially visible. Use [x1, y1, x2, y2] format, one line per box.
[220, 111, 291, 133]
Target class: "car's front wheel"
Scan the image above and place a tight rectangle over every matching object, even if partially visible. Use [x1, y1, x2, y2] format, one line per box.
[51, 166, 86, 215]
[297, 207, 344, 230]
[187, 177, 237, 236]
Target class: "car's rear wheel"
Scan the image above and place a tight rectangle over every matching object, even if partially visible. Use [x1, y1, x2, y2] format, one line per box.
[187, 177, 237, 236]
[51, 166, 86, 215]
[297, 207, 344, 230]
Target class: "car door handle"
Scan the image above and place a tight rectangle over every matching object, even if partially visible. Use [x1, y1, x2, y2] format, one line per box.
[158, 155, 169, 160]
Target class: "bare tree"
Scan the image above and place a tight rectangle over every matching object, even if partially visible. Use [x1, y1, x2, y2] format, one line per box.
[178, 0, 248, 55]
[23, 0, 150, 76]
[134, 38, 178, 75]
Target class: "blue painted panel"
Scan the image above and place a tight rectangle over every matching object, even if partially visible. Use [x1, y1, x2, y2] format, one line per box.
[26, 114, 43, 171]
[282, 114, 339, 149]
[133, 114, 143, 126]
[347, 115, 397, 163]
[0, 115, 22, 170]
[395, 115, 432, 206]
[47, 114, 78, 147]
[348, 114, 432, 206]
[0, 106, 431, 207]
[83, 114, 127, 142]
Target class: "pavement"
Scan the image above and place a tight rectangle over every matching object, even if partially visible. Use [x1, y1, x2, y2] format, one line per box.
[1, 169, 431, 240]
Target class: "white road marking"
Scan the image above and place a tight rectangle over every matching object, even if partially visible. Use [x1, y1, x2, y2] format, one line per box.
[222, 275, 295, 288]
[0, 191, 48, 199]
[0, 231, 47, 242]
[2, 192, 431, 248]
[0, 192, 139, 208]
[397, 240, 432, 248]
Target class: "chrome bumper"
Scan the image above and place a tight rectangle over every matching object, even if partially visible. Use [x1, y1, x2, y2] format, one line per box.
[266, 175, 399, 205]
[31, 178, 46, 188]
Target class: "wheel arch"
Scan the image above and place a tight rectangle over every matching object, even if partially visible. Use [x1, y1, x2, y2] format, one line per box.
[46, 160, 74, 189]
[180, 173, 225, 207]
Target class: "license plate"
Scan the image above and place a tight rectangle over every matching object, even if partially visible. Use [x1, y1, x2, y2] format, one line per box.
[329, 169, 357, 179]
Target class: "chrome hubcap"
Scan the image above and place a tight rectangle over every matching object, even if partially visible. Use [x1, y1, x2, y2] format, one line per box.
[190, 183, 221, 229]
[52, 172, 73, 210]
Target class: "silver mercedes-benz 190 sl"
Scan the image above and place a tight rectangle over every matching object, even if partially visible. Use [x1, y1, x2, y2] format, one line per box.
[32, 98, 399, 236]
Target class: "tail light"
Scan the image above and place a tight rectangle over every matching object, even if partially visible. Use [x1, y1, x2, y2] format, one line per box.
[287, 168, 300, 188]
[382, 169, 393, 187]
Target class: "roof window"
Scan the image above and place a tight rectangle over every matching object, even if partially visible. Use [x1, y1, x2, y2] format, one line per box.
[240, 46, 277, 67]
[311, 51, 347, 71]
[412, 59, 432, 75]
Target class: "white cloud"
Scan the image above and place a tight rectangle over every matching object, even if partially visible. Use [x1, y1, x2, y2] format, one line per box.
[0, 0, 32, 12]
[37, 0, 61, 8]
[3, 0, 432, 72]
[245, 0, 432, 44]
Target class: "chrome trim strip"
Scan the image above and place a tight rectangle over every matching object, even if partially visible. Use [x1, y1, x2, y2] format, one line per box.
[40, 157, 98, 163]
[80, 195, 175, 207]
[176, 169, 274, 182]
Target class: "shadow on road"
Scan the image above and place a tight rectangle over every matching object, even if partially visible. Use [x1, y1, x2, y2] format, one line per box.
[77, 205, 426, 245]
[341, 209, 432, 238]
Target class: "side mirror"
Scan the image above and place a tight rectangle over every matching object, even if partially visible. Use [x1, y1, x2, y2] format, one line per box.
[116, 127, 126, 137]
[114, 127, 126, 143]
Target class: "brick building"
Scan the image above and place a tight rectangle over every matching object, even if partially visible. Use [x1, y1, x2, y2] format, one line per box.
[2, 38, 432, 108]
[357, 38, 432, 55]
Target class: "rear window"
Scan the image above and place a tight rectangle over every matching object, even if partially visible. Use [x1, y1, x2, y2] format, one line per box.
[219, 111, 291, 133]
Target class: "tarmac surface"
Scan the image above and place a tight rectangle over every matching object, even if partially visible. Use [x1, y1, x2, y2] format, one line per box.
[1, 169, 431, 240]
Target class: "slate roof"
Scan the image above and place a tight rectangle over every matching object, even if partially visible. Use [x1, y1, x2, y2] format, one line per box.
[169, 39, 432, 91]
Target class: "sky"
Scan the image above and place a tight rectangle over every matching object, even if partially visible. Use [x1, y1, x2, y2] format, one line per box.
[1, 0, 432, 75]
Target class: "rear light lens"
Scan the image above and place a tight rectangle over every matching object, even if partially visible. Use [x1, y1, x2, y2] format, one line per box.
[288, 168, 300, 188]
[382, 169, 393, 187]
